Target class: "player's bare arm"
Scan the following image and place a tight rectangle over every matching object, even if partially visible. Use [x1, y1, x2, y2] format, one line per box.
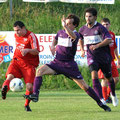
[21, 48, 39, 56]
[90, 38, 112, 50]
[50, 38, 57, 56]
[79, 39, 85, 57]
[114, 48, 120, 68]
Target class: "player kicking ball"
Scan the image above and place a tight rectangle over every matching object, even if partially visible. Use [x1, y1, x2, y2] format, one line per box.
[1, 21, 40, 112]
[24, 14, 111, 112]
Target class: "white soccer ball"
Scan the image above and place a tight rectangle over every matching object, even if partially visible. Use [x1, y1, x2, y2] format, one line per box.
[10, 78, 24, 92]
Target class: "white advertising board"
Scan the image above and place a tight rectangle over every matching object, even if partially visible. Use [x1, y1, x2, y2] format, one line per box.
[23, 0, 114, 4]
[0, 0, 7, 2]
[0, 31, 120, 65]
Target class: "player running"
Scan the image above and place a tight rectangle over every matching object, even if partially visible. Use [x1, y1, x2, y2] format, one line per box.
[98, 18, 120, 103]
[1, 21, 40, 112]
[24, 14, 111, 112]
[79, 7, 118, 107]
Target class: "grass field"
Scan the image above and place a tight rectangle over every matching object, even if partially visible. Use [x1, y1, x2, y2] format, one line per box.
[0, 90, 120, 120]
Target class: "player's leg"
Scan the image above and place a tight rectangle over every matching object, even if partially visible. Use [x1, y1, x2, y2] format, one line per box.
[1, 59, 22, 99]
[101, 79, 108, 101]
[24, 83, 33, 112]
[89, 64, 105, 104]
[23, 65, 36, 111]
[106, 77, 118, 106]
[34, 64, 56, 96]
[101, 63, 118, 106]
[24, 64, 56, 102]
[107, 61, 119, 98]
[1, 74, 14, 99]
[73, 79, 111, 112]
[98, 69, 108, 101]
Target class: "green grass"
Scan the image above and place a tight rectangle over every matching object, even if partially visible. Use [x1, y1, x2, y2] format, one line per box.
[0, 90, 120, 120]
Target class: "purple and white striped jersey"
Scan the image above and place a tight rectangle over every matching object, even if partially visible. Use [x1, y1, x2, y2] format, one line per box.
[55, 29, 80, 61]
[79, 21, 112, 65]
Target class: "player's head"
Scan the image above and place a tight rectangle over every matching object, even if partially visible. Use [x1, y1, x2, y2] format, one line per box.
[65, 14, 80, 30]
[101, 18, 110, 30]
[13, 21, 27, 37]
[85, 7, 97, 26]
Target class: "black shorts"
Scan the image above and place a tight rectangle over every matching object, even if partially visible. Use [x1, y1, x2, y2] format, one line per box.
[89, 63, 112, 78]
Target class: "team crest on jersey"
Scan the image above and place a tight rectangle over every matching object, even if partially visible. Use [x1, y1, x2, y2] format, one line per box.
[94, 30, 98, 35]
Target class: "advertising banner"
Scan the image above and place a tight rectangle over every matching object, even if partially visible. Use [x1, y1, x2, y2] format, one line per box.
[0, 31, 120, 65]
[60, 0, 114, 4]
[23, 0, 114, 4]
[23, 0, 58, 2]
[0, 0, 7, 2]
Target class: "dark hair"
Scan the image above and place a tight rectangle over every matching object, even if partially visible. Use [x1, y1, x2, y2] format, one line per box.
[66, 14, 80, 28]
[13, 21, 25, 28]
[85, 7, 97, 16]
[101, 18, 110, 24]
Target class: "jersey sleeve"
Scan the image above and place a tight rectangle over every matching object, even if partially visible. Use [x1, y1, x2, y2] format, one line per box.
[29, 32, 40, 51]
[100, 26, 112, 40]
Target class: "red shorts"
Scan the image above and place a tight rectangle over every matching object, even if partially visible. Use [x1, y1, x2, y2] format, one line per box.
[98, 60, 119, 79]
[6, 58, 36, 84]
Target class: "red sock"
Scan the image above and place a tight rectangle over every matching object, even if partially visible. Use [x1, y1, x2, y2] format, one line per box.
[24, 90, 33, 107]
[102, 86, 108, 101]
[107, 86, 111, 97]
[2, 80, 10, 92]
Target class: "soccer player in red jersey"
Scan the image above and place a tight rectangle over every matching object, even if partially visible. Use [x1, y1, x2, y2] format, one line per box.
[1, 21, 40, 112]
[98, 18, 120, 103]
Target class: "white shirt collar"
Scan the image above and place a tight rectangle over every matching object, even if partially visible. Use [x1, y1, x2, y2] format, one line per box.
[86, 21, 97, 28]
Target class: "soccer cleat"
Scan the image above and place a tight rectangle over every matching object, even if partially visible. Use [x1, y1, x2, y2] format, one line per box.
[24, 106, 32, 112]
[99, 104, 111, 112]
[106, 97, 112, 103]
[23, 94, 29, 99]
[23, 94, 39, 102]
[100, 98, 106, 105]
[111, 94, 118, 107]
[1, 85, 8, 100]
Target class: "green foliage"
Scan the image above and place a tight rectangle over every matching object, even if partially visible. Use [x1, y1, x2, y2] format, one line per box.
[0, 62, 9, 87]
[0, 0, 120, 34]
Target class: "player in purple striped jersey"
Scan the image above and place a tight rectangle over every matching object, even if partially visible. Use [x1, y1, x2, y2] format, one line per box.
[79, 7, 118, 107]
[24, 14, 111, 111]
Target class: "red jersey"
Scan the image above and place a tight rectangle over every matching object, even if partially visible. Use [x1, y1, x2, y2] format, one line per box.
[109, 31, 117, 59]
[13, 30, 40, 67]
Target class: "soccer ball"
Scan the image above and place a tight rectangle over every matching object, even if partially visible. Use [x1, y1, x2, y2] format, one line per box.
[10, 78, 24, 92]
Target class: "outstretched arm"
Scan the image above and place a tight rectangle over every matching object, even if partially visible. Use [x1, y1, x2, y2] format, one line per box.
[61, 15, 77, 40]
[50, 38, 57, 56]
